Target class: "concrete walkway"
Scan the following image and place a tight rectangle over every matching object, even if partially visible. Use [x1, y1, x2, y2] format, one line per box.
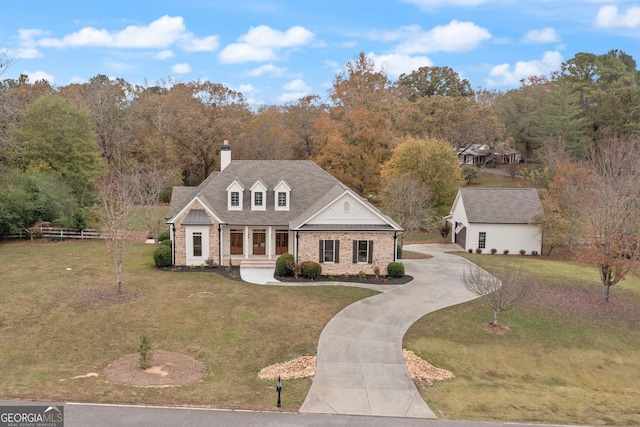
[299, 243, 479, 418]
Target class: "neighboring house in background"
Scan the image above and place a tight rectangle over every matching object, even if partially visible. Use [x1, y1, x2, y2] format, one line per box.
[166, 141, 403, 275]
[457, 143, 521, 166]
[445, 188, 543, 254]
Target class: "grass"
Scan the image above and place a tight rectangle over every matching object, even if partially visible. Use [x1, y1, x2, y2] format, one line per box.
[0, 239, 376, 411]
[467, 167, 535, 188]
[404, 253, 640, 426]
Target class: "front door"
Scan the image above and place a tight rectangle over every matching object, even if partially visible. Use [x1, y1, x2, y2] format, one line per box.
[275, 231, 289, 255]
[253, 230, 266, 255]
[230, 231, 243, 255]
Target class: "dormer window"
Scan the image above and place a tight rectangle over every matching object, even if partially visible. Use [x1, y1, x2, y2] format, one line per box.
[251, 180, 267, 211]
[274, 179, 291, 211]
[226, 180, 244, 211]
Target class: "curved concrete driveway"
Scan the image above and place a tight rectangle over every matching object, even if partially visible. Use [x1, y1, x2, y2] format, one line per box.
[300, 243, 478, 418]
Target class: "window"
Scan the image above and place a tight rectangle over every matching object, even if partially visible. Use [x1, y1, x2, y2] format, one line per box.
[278, 192, 287, 207]
[353, 240, 373, 263]
[478, 232, 486, 249]
[319, 240, 339, 263]
[254, 192, 263, 206]
[344, 201, 350, 214]
[231, 191, 239, 207]
[193, 232, 203, 257]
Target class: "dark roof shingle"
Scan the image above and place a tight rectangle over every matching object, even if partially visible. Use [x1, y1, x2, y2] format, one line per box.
[459, 188, 542, 224]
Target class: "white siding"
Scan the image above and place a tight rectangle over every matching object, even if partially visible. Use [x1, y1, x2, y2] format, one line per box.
[466, 223, 541, 254]
[307, 193, 386, 225]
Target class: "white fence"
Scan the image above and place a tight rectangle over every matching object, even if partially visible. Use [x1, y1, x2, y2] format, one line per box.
[3, 227, 104, 240]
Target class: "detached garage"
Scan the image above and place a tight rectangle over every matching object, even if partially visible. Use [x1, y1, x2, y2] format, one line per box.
[446, 188, 543, 254]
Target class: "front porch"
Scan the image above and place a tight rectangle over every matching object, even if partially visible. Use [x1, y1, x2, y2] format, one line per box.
[220, 225, 292, 266]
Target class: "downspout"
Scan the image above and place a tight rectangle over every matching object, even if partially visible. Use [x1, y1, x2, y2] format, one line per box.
[295, 231, 299, 262]
[171, 224, 176, 265]
[393, 231, 398, 262]
[218, 224, 222, 266]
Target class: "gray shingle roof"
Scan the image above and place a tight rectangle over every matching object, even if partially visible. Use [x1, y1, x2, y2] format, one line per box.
[182, 209, 212, 225]
[459, 188, 542, 224]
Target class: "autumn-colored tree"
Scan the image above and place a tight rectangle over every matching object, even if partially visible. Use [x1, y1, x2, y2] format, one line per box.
[575, 138, 640, 301]
[61, 75, 135, 171]
[313, 53, 396, 195]
[165, 82, 251, 185]
[535, 161, 596, 255]
[382, 136, 463, 217]
[396, 66, 473, 100]
[391, 95, 505, 149]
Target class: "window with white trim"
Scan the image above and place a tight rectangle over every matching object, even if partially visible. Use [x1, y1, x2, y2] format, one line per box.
[231, 192, 239, 207]
[319, 240, 340, 263]
[254, 192, 263, 206]
[278, 192, 287, 207]
[353, 240, 373, 264]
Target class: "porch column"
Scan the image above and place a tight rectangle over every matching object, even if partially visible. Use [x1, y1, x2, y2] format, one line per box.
[245, 226, 249, 259]
[267, 226, 272, 259]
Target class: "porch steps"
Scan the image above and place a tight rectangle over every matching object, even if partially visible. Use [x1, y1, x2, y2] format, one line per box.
[239, 259, 277, 269]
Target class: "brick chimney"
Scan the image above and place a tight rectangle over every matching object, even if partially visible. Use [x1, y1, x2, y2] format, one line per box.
[220, 140, 231, 171]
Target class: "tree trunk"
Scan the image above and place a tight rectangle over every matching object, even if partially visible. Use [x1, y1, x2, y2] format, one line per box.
[492, 310, 499, 325]
[603, 284, 610, 302]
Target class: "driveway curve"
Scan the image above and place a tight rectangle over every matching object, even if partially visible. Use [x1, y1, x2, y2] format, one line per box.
[299, 243, 479, 418]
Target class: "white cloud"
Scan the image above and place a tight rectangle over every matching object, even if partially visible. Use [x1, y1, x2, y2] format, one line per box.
[368, 53, 433, 78]
[237, 84, 258, 94]
[155, 50, 174, 60]
[171, 63, 191, 74]
[246, 64, 287, 77]
[283, 79, 311, 92]
[394, 21, 491, 54]
[401, 0, 492, 10]
[24, 70, 54, 83]
[521, 27, 560, 44]
[595, 5, 640, 29]
[487, 51, 563, 86]
[278, 79, 312, 102]
[219, 25, 314, 64]
[69, 76, 86, 84]
[33, 16, 219, 51]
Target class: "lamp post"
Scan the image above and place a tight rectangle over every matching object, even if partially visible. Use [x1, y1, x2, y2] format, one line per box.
[276, 375, 282, 408]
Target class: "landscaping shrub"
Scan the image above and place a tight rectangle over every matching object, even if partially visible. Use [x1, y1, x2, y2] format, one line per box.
[397, 244, 403, 259]
[503, 249, 510, 255]
[301, 261, 322, 279]
[276, 253, 295, 276]
[387, 262, 405, 278]
[138, 335, 152, 370]
[491, 248, 497, 254]
[160, 239, 172, 247]
[153, 244, 172, 267]
[475, 248, 483, 254]
[520, 249, 526, 255]
[158, 230, 170, 242]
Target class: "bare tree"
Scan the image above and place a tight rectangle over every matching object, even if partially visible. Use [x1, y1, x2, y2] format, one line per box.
[96, 170, 135, 294]
[127, 160, 175, 242]
[463, 261, 532, 325]
[381, 173, 435, 248]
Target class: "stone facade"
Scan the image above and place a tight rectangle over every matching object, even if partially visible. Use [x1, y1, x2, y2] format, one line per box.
[172, 201, 220, 266]
[297, 231, 397, 276]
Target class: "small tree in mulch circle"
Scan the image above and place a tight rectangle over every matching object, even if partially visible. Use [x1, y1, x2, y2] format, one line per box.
[138, 335, 153, 370]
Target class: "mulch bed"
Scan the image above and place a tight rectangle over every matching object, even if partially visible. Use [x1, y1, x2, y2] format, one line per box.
[275, 274, 413, 285]
[103, 350, 207, 387]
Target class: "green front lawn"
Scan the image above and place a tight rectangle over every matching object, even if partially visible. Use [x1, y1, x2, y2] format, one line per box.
[404, 254, 640, 426]
[0, 239, 376, 411]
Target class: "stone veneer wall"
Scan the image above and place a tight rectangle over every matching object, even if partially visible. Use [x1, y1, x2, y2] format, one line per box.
[297, 231, 397, 276]
[172, 201, 220, 266]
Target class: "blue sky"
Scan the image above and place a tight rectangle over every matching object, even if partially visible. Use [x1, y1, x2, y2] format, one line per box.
[2, 0, 640, 105]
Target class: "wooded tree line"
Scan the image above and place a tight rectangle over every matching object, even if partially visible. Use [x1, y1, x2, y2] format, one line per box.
[1, 50, 640, 248]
